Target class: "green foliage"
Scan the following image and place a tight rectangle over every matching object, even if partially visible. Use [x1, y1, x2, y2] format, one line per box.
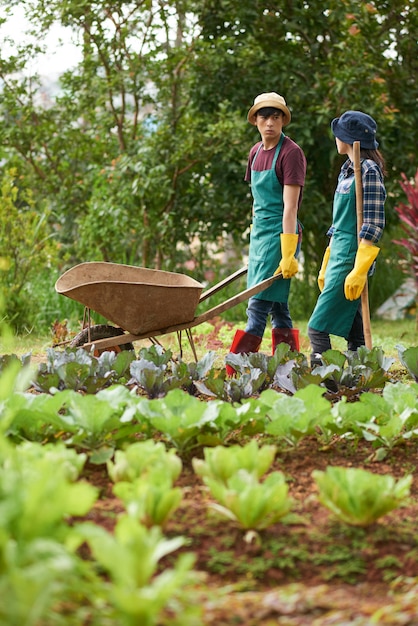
[107, 439, 182, 484]
[312, 466, 412, 527]
[357, 383, 418, 452]
[192, 440, 277, 483]
[172, 350, 217, 395]
[397, 344, 418, 382]
[0, 168, 59, 331]
[129, 358, 183, 398]
[312, 346, 394, 392]
[34, 347, 136, 393]
[60, 390, 142, 463]
[197, 367, 267, 403]
[204, 469, 292, 530]
[76, 517, 195, 626]
[0, 0, 416, 304]
[193, 441, 292, 530]
[326, 382, 418, 455]
[261, 385, 332, 447]
[0, 440, 97, 542]
[113, 469, 183, 529]
[137, 389, 224, 452]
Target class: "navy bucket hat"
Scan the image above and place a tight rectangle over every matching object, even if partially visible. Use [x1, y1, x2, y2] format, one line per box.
[331, 110, 379, 149]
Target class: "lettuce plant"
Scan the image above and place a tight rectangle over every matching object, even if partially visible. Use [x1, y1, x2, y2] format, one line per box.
[0, 440, 97, 542]
[260, 385, 332, 447]
[192, 440, 276, 484]
[136, 389, 224, 453]
[312, 466, 412, 526]
[59, 391, 143, 463]
[137, 343, 173, 367]
[0, 537, 95, 626]
[4, 388, 74, 442]
[107, 439, 182, 484]
[225, 342, 298, 390]
[193, 441, 291, 530]
[113, 469, 183, 529]
[76, 516, 195, 626]
[205, 469, 292, 530]
[0, 352, 31, 373]
[328, 383, 418, 451]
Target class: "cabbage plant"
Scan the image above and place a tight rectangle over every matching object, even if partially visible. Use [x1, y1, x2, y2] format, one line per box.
[312, 466, 412, 526]
[397, 344, 418, 382]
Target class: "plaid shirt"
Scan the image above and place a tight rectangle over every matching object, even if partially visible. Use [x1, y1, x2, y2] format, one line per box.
[327, 158, 386, 243]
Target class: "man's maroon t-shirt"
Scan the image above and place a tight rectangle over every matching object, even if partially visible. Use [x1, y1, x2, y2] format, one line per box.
[245, 137, 306, 206]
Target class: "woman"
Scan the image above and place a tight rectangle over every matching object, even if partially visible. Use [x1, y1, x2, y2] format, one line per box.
[308, 110, 386, 366]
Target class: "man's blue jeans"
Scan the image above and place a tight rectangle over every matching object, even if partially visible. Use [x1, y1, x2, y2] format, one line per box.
[245, 297, 293, 337]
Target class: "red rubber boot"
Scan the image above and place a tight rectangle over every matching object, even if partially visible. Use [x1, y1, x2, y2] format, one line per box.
[272, 328, 300, 354]
[226, 329, 262, 376]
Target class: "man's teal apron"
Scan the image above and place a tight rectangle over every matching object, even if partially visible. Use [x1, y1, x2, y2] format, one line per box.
[247, 133, 292, 302]
[308, 177, 360, 338]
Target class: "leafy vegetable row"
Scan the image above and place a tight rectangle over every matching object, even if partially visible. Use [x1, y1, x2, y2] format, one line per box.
[4, 342, 417, 398]
[3, 354, 418, 460]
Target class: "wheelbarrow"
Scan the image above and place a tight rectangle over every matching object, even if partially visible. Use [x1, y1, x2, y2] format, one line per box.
[55, 261, 282, 359]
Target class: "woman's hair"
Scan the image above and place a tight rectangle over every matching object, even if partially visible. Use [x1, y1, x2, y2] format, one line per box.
[360, 148, 387, 176]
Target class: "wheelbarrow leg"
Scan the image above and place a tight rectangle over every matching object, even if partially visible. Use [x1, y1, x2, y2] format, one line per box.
[82, 307, 93, 343]
[176, 329, 198, 362]
[176, 331, 184, 360]
[185, 328, 198, 362]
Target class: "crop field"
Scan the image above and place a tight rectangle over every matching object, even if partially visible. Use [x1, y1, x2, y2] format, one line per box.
[1, 317, 417, 625]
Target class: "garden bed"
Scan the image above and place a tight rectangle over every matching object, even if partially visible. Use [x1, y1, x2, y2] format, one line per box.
[82, 435, 418, 624]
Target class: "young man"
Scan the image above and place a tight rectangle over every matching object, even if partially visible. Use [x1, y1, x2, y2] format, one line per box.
[226, 92, 306, 375]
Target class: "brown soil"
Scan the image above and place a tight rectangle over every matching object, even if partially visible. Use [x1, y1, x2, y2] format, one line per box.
[82, 435, 418, 625]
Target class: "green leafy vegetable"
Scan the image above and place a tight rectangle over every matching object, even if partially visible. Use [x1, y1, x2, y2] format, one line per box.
[192, 440, 276, 484]
[262, 385, 331, 447]
[113, 469, 183, 528]
[397, 344, 418, 382]
[76, 516, 194, 626]
[205, 469, 292, 530]
[137, 389, 223, 452]
[107, 439, 182, 484]
[312, 466, 412, 526]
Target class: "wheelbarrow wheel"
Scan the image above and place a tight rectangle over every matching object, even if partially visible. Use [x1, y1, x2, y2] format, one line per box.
[70, 324, 135, 355]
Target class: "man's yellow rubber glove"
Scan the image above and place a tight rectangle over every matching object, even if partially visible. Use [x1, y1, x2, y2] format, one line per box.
[317, 246, 330, 292]
[274, 233, 299, 278]
[344, 242, 380, 301]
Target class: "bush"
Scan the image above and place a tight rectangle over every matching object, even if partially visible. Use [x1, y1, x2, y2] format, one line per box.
[0, 168, 60, 332]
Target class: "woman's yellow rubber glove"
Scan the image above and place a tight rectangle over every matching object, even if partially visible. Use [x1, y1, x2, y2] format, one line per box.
[317, 246, 331, 292]
[275, 233, 299, 278]
[344, 242, 380, 300]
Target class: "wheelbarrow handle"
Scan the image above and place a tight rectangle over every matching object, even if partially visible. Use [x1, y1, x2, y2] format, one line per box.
[194, 271, 283, 325]
[199, 266, 248, 303]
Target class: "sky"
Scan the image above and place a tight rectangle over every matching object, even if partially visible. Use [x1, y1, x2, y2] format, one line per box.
[0, 5, 81, 79]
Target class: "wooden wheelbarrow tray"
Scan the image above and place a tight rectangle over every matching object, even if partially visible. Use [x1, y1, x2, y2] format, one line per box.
[55, 261, 282, 359]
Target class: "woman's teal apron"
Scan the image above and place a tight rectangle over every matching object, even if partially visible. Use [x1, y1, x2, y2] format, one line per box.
[247, 134, 292, 302]
[308, 176, 360, 338]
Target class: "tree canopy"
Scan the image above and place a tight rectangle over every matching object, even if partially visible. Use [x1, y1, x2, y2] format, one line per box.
[0, 0, 416, 326]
